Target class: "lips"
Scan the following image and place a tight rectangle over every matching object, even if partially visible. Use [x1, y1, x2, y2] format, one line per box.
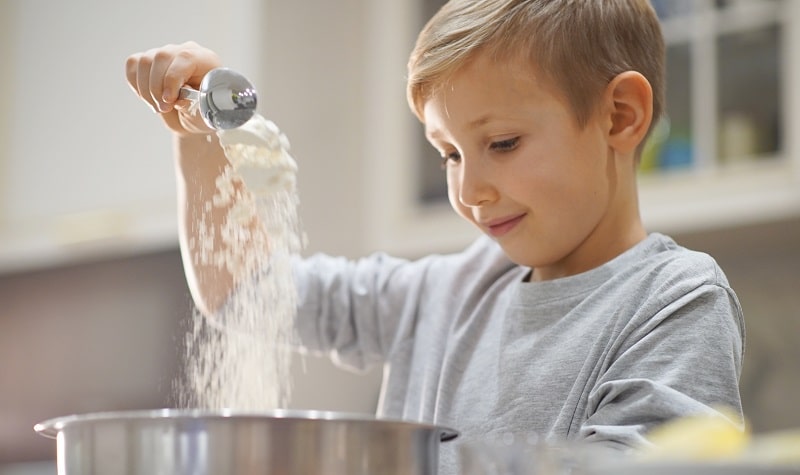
[483, 213, 526, 237]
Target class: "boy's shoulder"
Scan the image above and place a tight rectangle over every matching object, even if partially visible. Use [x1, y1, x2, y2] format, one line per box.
[621, 232, 733, 296]
[642, 233, 725, 276]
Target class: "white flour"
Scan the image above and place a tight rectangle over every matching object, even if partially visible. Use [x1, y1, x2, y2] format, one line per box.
[176, 115, 305, 411]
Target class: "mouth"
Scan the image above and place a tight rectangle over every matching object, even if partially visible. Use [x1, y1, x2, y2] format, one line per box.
[483, 213, 526, 237]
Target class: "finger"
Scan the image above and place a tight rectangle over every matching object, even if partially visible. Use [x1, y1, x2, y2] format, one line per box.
[125, 53, 156, 113]
[149, 49, 177, 113]
[124, 53, 141, 96]
[163, 42, 222, 104]
[135, 52, 159, 114]
[161, 51, 199, 108]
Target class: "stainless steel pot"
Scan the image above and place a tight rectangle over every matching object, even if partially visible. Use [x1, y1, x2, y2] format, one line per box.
[35, 409, 458, 475]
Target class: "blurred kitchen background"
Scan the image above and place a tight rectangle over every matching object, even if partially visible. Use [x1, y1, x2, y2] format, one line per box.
[1, 0, 799, 473]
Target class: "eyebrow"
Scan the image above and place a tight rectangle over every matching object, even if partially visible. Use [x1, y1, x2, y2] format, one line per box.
[425, 114, 495, 142]
[467, 115, 493, 129]
[425, 128, 442, 142]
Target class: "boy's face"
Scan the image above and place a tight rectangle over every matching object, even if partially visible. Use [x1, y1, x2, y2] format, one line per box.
[423, 53, 628, 279]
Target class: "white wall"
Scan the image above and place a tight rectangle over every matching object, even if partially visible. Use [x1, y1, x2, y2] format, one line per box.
[258, 0, 372, 258]
[0, 0, 386, 468]
[0, 0, 266, 271]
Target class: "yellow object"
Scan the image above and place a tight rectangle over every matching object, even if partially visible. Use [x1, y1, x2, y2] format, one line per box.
[632, 410, 800, 469]
[642, 410, 750, 461]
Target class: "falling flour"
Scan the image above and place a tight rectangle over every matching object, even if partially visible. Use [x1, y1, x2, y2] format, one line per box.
[176, 114, 305, 411]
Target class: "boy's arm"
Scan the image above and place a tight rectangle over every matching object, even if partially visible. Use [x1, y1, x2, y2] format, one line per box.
[580, 282, 744, 448]
[126, 42, 238, 316]
[174, 133, 236, 316]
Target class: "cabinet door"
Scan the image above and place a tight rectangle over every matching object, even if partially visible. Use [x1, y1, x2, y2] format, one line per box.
[716, 22, 782, 164]
[638, 0, 798, 233]
[647, 0, 785, 172]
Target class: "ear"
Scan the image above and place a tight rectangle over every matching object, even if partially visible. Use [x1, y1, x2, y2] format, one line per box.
[604, 71, 653, 155]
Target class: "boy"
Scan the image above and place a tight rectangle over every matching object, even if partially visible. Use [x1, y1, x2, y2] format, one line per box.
[125, 0, 744, 473]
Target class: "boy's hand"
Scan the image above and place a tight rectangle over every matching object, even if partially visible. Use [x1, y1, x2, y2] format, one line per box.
[125, 41, 222, 136]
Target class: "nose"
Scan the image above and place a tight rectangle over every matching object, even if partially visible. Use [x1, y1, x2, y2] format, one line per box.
[455, 155, 496, 207]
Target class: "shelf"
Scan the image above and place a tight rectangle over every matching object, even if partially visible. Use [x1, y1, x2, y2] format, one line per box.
[639, 159, 800, 234]
[0, 205, 178, 275]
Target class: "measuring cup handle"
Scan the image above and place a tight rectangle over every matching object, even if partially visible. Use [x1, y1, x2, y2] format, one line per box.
[179, 86, 200, 103]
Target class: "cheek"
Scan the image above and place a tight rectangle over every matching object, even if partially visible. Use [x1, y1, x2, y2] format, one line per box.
[513, 137, 604, 211]
[446, 169, 469, 218]
[547, 129, 607, 183]
[446, 168, 459, 205]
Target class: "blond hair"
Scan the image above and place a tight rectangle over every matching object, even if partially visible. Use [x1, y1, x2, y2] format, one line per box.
[407, 0, 665, 137]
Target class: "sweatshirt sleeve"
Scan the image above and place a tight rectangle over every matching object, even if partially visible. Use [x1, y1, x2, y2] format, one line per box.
[579, 269, 745, 448]
[292, 252, 433, 372]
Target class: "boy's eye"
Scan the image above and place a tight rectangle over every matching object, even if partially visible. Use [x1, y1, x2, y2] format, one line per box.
[440, 150, 461, 169]
[435, 138, 516, 170]
[490, 137, 519, 152]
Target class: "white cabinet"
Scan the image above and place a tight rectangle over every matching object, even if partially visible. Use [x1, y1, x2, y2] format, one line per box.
[639, 0, 800, 233]
[364, 0, 800, 258]
[0, 0, 264, 273]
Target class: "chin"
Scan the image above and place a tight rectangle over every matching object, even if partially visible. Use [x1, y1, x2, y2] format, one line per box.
[496, 239, 559, 270]
[495, 244, 534, 267]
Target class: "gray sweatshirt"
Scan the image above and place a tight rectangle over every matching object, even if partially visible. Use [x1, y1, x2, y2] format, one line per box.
[293, 233, 745, 474]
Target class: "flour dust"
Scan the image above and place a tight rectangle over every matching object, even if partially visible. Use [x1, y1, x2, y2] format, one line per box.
[175, 115, 305, 411]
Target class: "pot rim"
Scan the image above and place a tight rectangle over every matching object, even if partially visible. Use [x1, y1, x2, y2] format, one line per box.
[34, 408, 459, 442]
